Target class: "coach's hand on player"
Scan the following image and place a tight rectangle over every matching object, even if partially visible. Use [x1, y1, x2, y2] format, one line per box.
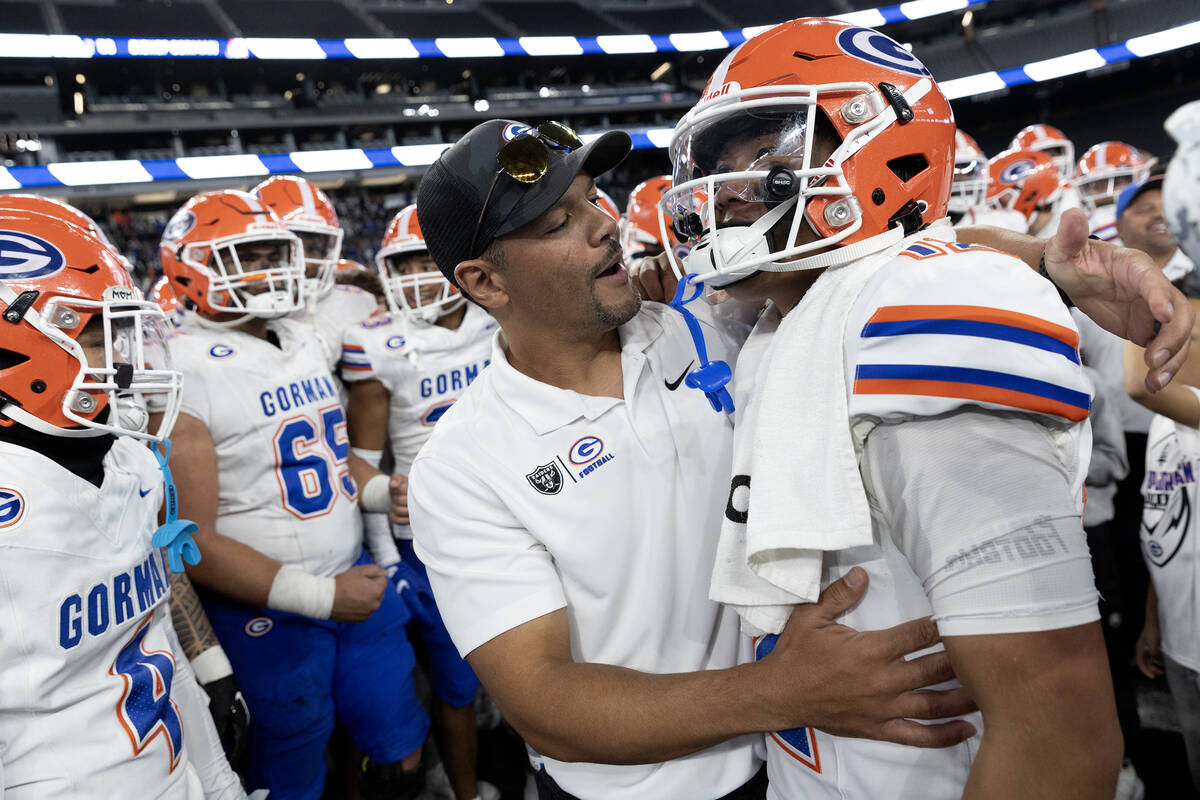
[756, 567, 978, 748]
[630, 251, 680, 304]
[388, 473, 410, 525]
[1044, 207, 1193, 392]
[332, 564, 387, 622]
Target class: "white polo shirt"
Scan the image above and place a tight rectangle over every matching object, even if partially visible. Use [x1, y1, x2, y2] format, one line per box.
[409, 301, 759, 800]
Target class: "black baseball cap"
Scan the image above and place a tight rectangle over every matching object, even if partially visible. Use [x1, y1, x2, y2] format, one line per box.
[417, 119, 631, 288]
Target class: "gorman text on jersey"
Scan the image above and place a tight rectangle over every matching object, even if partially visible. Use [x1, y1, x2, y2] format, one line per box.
[260, 374, 341, 417]
[59, 550, 169, 649]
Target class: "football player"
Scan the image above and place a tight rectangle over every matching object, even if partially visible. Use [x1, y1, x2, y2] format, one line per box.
[252, 176, 377, 365]
[660, 17, 1120, 798]
[1074, 141, 1156, 243]
[948, 130, 987, 225]
[1010, 124, 1075, 182]
[980, 149, 1063, 236]
[621, 175, 692, 266]
[343, 204, 496, 800]
[159, 189, 429, 800]
[0, 209, 244, 799]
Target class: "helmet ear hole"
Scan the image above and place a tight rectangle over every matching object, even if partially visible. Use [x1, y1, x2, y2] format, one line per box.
[0, 349, 30, 371]
[887, 154, 929, 183]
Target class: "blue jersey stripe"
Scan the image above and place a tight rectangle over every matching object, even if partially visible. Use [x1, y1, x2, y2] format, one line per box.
[854, 363, 1091, 410]
[861, 318, 1080, 363]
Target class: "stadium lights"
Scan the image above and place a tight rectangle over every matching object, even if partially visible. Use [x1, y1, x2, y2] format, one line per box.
[2, 17, 1199, 191]
[0, 0, 993, 61]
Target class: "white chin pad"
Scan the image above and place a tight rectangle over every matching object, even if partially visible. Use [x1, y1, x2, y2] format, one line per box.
[245, 290, 296, 317]
[683, 225, 773, 288]
[115, 397, 150, 434]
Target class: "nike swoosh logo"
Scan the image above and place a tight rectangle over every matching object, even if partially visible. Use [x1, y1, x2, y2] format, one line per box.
[664, 361, 695, 391]
[138, 487, 154, 498]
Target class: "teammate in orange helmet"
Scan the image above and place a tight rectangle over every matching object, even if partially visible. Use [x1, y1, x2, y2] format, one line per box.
[1010, 124, 1075, 181]
[659, 17, 1119, 799]
[0, 209, 248, 799]
[595, 187, 621, 222]
[1074, 141, 1157, 243]
[252, 175, 377, 367]
[948, 130, 987, 224]
[983, 149, 1063, 236]
[622, 175, 691, 266]
[374, 204, 466, 325]
[160, 189, 427, 799]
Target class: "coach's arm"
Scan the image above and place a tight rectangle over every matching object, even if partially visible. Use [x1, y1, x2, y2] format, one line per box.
[468, 575, 975, 765]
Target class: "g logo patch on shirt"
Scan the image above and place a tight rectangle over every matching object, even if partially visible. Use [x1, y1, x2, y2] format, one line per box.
[0, 487, 26, 530]
[244, 617, 273, 637]
[207, 344, 235, 360]
[568, 436, 604, 465]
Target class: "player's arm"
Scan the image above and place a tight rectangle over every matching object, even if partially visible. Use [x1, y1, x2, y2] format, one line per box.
[345, 377, 407, 559]
[171, 413, 286, 606]
[957, 207, 1192, 391]
[170, 412, 385, 623]
[862, 412, 1122, 799]
[1124, 339, 1200, 427]
[410, 457, 976, 765]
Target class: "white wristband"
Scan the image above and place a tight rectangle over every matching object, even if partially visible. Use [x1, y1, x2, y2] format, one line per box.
[266, 566, 337, 620]
[352, 447, 384, 468]
[359, 473, 391, 513]
[363, 511, 401, 568]
[190, 645, 234, 686]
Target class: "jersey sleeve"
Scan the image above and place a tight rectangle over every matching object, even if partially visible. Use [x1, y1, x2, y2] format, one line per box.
[861, 408, 1100, 636]
[338, 322, 381, 384]
[409, 453, 567, 657]
[847, 242, 1091, 426]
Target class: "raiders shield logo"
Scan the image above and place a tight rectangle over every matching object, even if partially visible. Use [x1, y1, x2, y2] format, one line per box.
[1142, 487, 1190, 567]
[526, 462, 563, 495]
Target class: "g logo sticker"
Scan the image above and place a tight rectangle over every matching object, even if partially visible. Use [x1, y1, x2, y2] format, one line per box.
[568, 436, 604, 465]
[835, 27, 931, 77]
[1000, 159, 1037, 184]
[0, 230, 66, 281]
[501, 122, 531, 142]
[0, 487, 25, 530]
[162, 210, 196, 243]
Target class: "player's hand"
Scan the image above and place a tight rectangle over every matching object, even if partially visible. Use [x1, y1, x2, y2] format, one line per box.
[756, 567, 977, 748]
[631, 251, 680, 304]
[388, 473, 410, 526]
[385, 559, 440, 632]
[1043, 208, 1193, 392]
[331, 564, 387, 622]
[1136, 620, 1165, 679]
[201, 673, 250, 765]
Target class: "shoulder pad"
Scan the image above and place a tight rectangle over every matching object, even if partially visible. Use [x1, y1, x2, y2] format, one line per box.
[847, 240, 1091, 424]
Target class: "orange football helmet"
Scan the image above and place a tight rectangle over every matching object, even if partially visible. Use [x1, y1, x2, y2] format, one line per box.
[984, 149, 1062, 224]
[252, 175, 344, 298]
[595, 188, 621, 222]
[1010, 124, 1074, 181]
[0, 211, 182, 441]
[949, 129, 987, 216]
[376, 204, 463, 323]
[663, 17, 955, 287]
[150, 274, 185, 328]
[336, 258, 367, 272]
[0, 193, 137, 274]
[1073, 141, 1156, 210]
[159, 190, 305, 326]
[622, 176, 690, 264]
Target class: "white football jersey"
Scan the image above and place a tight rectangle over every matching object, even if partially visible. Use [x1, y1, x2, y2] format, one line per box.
[341, 304, 496, 474]
[0, 439, 201, 799]
[743, 234, 1096, 799]
[171, 318, 362, 577]
[306, 284, 380, 371]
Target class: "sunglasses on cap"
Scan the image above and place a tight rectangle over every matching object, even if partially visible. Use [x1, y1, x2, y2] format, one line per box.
[469, 121, 584, 258]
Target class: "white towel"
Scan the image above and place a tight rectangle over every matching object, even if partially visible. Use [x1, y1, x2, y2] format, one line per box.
[710, 236, 919, 637]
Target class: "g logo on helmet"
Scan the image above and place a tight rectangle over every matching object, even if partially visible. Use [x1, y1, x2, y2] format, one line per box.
[501, 123, 531, 142]
[162, 210, 196, 243]
[568, 435, 604, 465]
[835, 27, 931, 77]
[0, 488, 26, 530]
[0, 230, 66, 281]
[1000, 160, 1037, 185]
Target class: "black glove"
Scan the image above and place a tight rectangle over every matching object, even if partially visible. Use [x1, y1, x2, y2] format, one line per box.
[201, 673, 250, 765]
